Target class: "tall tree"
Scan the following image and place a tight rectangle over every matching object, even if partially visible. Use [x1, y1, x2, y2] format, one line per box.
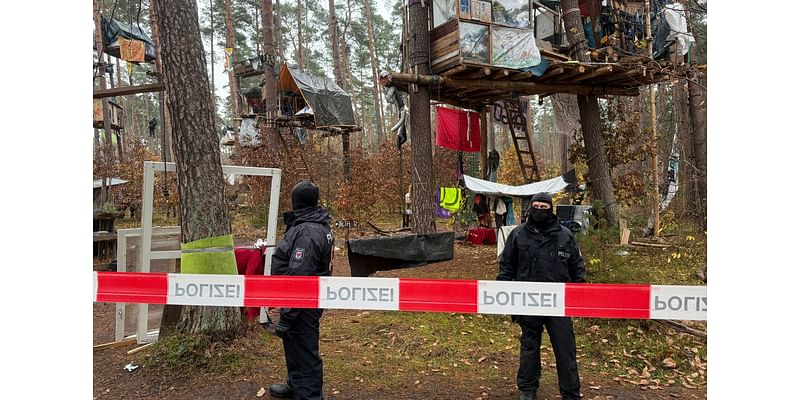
[295, 0, 304, 70]
[153, 0, 242, 338]
[328, 0, 352, 180]
[561, 0, 619, 226]
[148, 0, 172, 162]
[408, 0, 435, 234]
[687, 70, 706, 230]
[552, 94, 581, 174]
[224, 0, 241, 136]
[363, 0, 385, 148]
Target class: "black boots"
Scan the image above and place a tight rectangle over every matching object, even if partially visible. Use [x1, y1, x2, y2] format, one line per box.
[519, 391, 535, 400]
[269, 383, 294, 398]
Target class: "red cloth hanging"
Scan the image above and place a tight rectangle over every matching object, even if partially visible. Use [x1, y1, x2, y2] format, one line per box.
[435, 106, 481, 152]
[235, 247, 266, 320]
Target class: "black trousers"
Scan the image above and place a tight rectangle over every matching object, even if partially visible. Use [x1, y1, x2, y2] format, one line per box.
[281, 308, 324, 400]
[516, 316, 581, 399]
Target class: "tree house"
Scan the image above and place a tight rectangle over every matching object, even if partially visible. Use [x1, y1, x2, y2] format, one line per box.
[93, 99, 124, 130]
[392, 0, 676, 108]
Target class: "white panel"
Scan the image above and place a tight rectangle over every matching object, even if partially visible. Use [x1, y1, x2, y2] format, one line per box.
[650, 285, 707, 321]
[167, 274, 245, 307]
[319, 277, 400, 311]
[478, 281, 565, 316]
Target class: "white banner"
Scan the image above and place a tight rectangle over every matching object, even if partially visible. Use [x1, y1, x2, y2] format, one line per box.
[167, 274, 245, 307]
[478, 281, 565, 316]
[320, 277, 400, 311]
[650, 285, 707, 320]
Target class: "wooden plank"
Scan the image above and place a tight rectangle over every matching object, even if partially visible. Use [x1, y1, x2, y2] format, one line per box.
[127, 343, 155, 355]
[430, 18, 458, 42]
[93, 83, 165, 99]
[538, 67, 564, 80]
[571, 65, 614, 83]
[510, 71, 533, 81]
[432, 49, 460, 67]
[431, 30, 459, 56]
[441, 65, 468, 76]
[431, 55, 463, 75]
[94, 337, 137, 352]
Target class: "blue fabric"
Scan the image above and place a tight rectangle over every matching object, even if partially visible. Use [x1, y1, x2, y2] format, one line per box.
[522, 59, 551, 77]
[583, 21, 595, 49]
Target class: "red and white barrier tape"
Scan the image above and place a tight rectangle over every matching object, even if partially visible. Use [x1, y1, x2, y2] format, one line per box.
[93, 272, 707, 320]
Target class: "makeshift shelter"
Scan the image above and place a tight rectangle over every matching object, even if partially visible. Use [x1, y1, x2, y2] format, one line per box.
[97, 17, 156, 63]
[277, 64, 357, 129]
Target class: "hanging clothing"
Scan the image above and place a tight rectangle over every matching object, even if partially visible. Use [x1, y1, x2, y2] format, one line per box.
[486, 149, 500, 182]
[118, 37, 145, 62]
[435, 106, 481, 152]
[439, 187, 463, 212]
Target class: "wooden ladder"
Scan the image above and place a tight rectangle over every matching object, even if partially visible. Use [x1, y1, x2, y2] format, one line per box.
[276, 127, 314, 183]
[503, 97, 541, 183]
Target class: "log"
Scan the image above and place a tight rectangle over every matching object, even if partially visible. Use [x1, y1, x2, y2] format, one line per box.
[629, 241, 671, 248]
[388, 72, 639, 97]
[572, 65, 614, 83]
[539, 67, 564, 80]
[93, 83, 165, 98]
[655, 320, 707, 339]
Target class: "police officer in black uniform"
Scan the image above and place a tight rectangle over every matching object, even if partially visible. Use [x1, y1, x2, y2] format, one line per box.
[498, 192, 586, 400]
[268, 181, 334, 400]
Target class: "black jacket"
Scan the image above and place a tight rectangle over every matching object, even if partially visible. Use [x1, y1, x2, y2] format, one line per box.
[498, 218, 586, 283]
[271, 206, 334, 323]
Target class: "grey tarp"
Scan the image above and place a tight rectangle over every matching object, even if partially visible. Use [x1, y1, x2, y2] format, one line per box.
[98, 17, 156, 63]
[279, 65, 356, 128]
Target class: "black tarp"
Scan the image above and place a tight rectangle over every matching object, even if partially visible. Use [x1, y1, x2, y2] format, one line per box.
[98, 17, 156, 63]
[347, 232, 455, 277]
[279, 65, 356, 128]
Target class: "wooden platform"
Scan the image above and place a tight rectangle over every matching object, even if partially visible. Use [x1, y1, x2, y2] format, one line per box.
[411, 55, 673, 109]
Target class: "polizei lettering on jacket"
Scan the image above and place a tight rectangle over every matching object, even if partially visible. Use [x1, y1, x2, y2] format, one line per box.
[319, 277, 399, 311]
[650, 285, 707, 321]
[478, 281, 566, 316]
[167, 274, 245, 307]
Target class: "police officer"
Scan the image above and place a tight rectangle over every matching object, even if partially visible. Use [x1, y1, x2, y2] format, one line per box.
[268, 181, 334, 400]
[498, 192, 586, 400]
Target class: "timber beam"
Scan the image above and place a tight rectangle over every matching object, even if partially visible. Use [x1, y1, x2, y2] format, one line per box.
[388, 72, 639, 97]
[93, 83, 165, 99]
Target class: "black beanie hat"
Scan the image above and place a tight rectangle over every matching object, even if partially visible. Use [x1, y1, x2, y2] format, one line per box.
[291, 180, 319, 210]
[530, 192, 553, 207]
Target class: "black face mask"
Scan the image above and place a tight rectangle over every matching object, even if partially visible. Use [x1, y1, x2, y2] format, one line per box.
[283, 211, 296, 227]
[528, 208, 552, 224]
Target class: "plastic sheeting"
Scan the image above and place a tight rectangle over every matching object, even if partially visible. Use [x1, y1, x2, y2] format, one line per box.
[664, 3, 695, 56]
[278, 64, 356, 128]
[463, 174, 568, 197]
[239, 118, 260, 147]
[491, 27, 541, 69]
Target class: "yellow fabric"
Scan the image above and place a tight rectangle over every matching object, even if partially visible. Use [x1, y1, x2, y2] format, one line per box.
[439, 188, 463, 212]
[118, 37, 145, 62]
[180, 234, 237, 275]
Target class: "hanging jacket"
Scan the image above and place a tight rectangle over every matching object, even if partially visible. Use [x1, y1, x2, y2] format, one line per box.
[497, 217, 586, 283]
[271, 206, 334, 323]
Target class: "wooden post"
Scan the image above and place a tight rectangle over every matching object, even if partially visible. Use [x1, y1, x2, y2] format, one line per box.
[644, 0, 660, 237]
[480, 109, 488, 179]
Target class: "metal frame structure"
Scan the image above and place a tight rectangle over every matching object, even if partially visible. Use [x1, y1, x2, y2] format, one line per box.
[136, 161, 282, 343]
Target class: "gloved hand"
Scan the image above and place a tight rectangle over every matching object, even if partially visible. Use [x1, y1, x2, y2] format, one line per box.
[273, 320, 290, 339]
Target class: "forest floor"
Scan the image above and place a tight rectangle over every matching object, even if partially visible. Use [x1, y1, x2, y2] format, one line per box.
[94, 221, 707, 400]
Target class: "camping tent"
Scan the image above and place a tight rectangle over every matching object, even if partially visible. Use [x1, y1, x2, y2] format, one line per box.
[277, 64, 356, 128]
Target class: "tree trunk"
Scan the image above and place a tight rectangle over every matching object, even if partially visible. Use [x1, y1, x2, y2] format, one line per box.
[224, 0, 240, 135]
[275, 0, 283, 64]
[94, 0, 116, 205]
[552, 93, 580, 175]
[296, 0, 304, 70]
[262, 0, 280, 158]
[561, 0, 618, 226]
[149, 0, 172, 162]
[154, 0, 242, 339]
[687, 71, 706, 230]
[364, 0, 385, 148]
[674, 73, 696, 217]
[644, 0, 660, 237]
[329, 0, 351, 181]
[408, 0, 435, 234]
